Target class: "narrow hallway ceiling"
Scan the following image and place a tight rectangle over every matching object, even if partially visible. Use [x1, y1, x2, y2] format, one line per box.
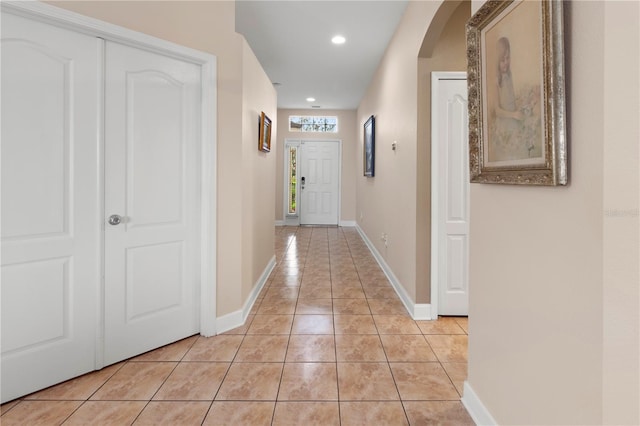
[236, 1, 409, 110]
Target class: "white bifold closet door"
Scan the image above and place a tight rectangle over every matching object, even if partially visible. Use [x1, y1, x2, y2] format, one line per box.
[1, 11, 202, 402]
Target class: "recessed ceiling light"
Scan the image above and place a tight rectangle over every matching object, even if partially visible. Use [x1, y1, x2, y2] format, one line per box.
[306, 97, 316, 102]
[331, 35, 346, 45]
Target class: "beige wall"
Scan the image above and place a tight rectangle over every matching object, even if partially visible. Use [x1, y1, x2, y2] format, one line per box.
[466, 0, 639, 424]
[468, 0, 606, 408]
[241, 40, 277, 302]
[275, 109, 357, 223]
[359, 0, 638, 423]
[51, 1, 278, 318]
[416, 1, 470, 303]
[357, 1, 442, 302]
[49, 1, 639, 422]
[357, 1, 466, 304]
[602, 2, 640, 423]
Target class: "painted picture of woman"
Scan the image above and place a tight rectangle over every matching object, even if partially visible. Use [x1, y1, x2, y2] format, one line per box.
[483, 1, 544, 165]
[468, 0, 567, 185]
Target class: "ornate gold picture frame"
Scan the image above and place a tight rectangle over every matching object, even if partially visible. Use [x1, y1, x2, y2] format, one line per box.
[467, 0, 567, 185]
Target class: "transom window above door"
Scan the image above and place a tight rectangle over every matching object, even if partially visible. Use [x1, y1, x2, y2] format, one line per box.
[289, 116, 338, 133]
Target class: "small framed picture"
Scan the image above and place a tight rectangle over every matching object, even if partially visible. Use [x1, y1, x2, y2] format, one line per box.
[467, 0, 567, 185]
[258, 112, 272, 152]
[363, 115, 375, 177]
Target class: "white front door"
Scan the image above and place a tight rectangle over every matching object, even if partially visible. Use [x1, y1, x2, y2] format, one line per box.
[432, 73, 469, 316]
[299, 141, 340, 225]
[103, 41, 202, 365]
[1, 13, 100, 402]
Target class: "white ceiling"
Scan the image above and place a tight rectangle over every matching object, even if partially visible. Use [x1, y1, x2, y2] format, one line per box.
[236, 1, 409, 110]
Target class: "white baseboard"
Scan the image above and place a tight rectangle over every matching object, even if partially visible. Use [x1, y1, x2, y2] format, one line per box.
[413, 303, 432, 320]
[462, 381, 498, 426]
[216, 255, 276, 334]
[277, 219, 355, 227]
[215, 309, 243, 335]
[242, 255, 275, 319]
[355, 225, 433, 320]
[284, 217, 300, 226]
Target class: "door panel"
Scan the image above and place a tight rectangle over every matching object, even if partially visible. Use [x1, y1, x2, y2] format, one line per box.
[300, 141, 340, 225]
[2, 258, 70, 352]
[1, 13, 100, 403]
[126, 71, 185, 228]
[126, 241, 184, 321]
[2, 42, 69, 239]
[436, 78, 469, 316]
[104, 41, 201, 365]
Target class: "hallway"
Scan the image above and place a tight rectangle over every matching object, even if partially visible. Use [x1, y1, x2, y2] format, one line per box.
[1, 226, 473, 425]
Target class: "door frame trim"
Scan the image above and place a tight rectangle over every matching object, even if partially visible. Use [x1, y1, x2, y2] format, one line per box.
[430, 71, 467, 318]
[3, 1, 218, 363]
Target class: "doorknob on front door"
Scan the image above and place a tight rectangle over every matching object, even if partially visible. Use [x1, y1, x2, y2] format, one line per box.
[108, 214, 122, 226]
[301, 176, 305, 189]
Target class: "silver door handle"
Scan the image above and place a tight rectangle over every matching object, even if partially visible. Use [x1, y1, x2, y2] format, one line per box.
[108, 214, 122, 226]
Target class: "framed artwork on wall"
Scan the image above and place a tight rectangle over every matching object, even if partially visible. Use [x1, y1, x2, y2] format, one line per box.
[467, 0, 567, 185]
[363, 115, 375, 177]
[258, 111, 272, 152]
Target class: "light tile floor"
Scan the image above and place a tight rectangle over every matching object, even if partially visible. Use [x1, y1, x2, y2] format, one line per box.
[1, 226, 474, 425]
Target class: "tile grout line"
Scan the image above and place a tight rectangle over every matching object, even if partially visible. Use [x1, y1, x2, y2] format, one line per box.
[270, 226, 303, 425]
[203, 226, 293, 423]
[34, 350, 133, 424]
[202, 334, 247, 422]
[330, 227, 342, 424]
[129, 335, 201, 424]
[1, 226, 470, 424]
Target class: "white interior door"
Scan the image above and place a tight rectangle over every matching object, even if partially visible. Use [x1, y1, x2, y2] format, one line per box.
[1, 3, 215, 401]
[432, 73, 469, 316]
[103, 41, 202, 364]
[105, 42, 201, 364]
[299, 141, 340, 225]
[1, 13, 100, 402]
